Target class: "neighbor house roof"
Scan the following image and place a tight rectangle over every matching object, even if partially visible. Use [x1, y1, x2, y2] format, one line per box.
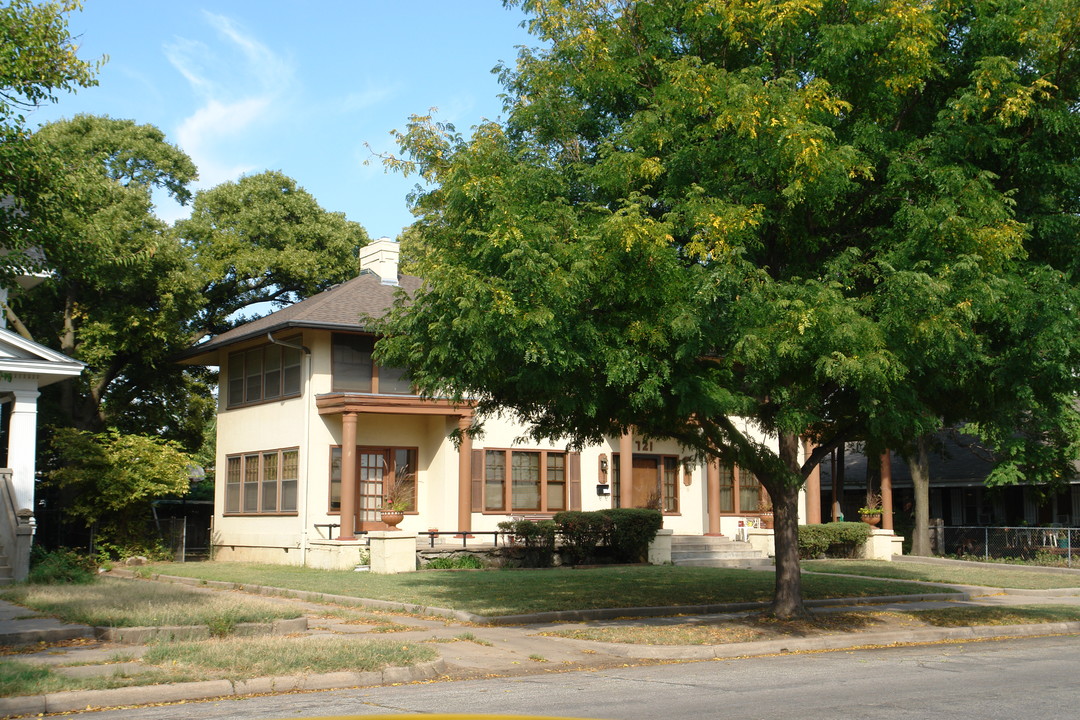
[179, 271, 421, 365]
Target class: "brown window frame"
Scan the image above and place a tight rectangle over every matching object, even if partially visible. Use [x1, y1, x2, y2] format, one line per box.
[331, 332, 414, 395]
[224, 448, 299, 515]
[481, 448, 569, 514]
[716, 463, 767, 514]
[225, 338, 303, 408]
[328, 445, 419, 515]
[611, 453, 682, 514]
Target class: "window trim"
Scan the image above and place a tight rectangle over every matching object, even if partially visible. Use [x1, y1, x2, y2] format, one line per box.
[331, 331, 415, 396]
[328, 445, 420, 516]
[481, 447, 569, 514]
[223, 447, 299, 516]
[715, 463, 767, 515]
[611, 453, 682, 515]
[226, 338, 303, 409]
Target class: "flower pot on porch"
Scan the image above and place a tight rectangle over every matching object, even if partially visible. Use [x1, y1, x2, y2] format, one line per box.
[380, 511, 404, 529]
[759, 513, 774, 529]
[861, 514, 881, 527]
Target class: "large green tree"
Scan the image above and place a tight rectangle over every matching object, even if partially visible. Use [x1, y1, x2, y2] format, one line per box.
[10, 118, 370, 449]
[176, 170, 370, 341]
[8, 115, 205, 440]
[1, 0, 100, 279]
[376, 0, 1080, 616]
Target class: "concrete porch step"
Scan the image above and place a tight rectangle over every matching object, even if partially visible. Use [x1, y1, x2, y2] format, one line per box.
[669, 534, 771, 569]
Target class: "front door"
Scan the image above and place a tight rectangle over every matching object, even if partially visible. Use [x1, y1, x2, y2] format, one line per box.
[357, 451, 387, 530]
[632, 457, 660, 509]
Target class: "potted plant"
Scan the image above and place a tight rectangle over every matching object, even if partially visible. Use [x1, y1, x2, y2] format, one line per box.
[758, 495, 774, 529]
[859, 492, 884, 527]
[380, 474, 414, 529]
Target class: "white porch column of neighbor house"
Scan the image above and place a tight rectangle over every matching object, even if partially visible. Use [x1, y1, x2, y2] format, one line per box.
[6, 389, 40, 512]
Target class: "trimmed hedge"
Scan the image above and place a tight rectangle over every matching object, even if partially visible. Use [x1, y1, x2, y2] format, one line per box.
[551, 510, 611, 565]
[598, 508, 663, 563]
[497, 519, 557, 567]
[798, 522, 871, 559]
[500, 509, 664, 567]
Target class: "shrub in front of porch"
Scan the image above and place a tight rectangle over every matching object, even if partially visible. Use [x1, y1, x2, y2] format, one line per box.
[798, 522, 872, 559]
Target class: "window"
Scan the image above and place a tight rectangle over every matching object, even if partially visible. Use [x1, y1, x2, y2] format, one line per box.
[329, 446, 418, 521]
[331, 333, 413, 395]
[483, 449, 567, 513]
[224, 449, 299, 514]
[715, 463, 765, 514]
[662, 457, 679, 513]
[226, 340, 302, 407]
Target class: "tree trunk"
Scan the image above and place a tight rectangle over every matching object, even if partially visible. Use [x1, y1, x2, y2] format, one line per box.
[767, 432, 807, 619]
[906, 434, 932, 556]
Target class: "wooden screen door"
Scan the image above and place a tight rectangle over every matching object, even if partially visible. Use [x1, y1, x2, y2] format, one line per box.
[357, 451, 388, 530]
[632, 457, 660, 509]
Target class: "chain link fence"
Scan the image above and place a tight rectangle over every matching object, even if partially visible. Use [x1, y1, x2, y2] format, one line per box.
[933, 525, 1078, 567]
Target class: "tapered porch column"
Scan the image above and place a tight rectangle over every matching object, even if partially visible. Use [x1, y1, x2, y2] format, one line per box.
[620, 429, 634, 509]
[457, 415, 472, 533]
[338, 412, 358, 541]
[803, 438, 822, 524]
[7, 390, 40, 512]
[880, 449, 894, 531]
[706, 459, 722, 535]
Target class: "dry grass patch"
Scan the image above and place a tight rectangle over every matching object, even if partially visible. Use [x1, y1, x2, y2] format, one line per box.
[311, 608, 415, 633]
[540, 605, 1080, 645]
[140, 635, 436, 677]
[803, 559, 1080, 590]
[0, 577, 299, 630]
[0, 636, 438, 697]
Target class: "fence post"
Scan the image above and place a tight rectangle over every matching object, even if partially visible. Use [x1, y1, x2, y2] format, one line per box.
[984, 527, 989, 562]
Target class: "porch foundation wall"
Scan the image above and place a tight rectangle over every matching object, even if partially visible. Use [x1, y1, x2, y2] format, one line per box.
[860, 529, 904, 560]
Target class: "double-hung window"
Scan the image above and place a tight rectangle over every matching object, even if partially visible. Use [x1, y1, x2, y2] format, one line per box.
[225, 448, 298, 514]
[331, 333, 412, 395]
[483, 449, 567, 513]
[226, 340, 302, 407]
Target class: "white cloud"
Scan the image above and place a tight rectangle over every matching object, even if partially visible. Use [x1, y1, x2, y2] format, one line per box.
[164, 12, 293, 189]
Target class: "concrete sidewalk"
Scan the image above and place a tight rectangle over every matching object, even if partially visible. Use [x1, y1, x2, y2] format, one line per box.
[2, 565, 1080, 717]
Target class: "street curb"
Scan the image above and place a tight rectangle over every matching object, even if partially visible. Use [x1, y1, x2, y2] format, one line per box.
[556, 620, 1080, 660]
[93, 616, 309, 643]
[0, 659, 447, 717]
[0, 624, 94, 647]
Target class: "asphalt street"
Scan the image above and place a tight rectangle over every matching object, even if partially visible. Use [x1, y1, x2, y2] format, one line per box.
[69, 633, 1080, 720]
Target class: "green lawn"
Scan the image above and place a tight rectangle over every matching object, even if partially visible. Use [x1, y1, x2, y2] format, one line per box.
[141, 562, 948, 617]
[802, 559, 1080, 590]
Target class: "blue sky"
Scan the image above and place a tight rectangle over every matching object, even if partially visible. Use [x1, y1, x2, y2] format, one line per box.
[27, 1, 535, 239]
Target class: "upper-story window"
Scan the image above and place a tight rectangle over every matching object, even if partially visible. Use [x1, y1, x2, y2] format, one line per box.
[226, 339, 302, 407]
[332, 333, 412, 394]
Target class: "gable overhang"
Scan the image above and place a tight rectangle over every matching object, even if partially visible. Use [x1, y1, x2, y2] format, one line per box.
[0, 328, 84, 387]
[178, 321, 376, 366]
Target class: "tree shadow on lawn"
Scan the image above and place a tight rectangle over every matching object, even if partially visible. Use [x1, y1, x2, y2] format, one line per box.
[385, 565, 932, 617]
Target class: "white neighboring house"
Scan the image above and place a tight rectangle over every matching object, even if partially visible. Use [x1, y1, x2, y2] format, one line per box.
[1, 250, 84, 582]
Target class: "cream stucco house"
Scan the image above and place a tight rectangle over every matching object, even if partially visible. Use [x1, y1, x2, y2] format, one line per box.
[181, 239, 844, 568]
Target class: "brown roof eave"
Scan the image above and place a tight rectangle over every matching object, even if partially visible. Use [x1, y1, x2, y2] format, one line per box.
[176, 320, 380, 366]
